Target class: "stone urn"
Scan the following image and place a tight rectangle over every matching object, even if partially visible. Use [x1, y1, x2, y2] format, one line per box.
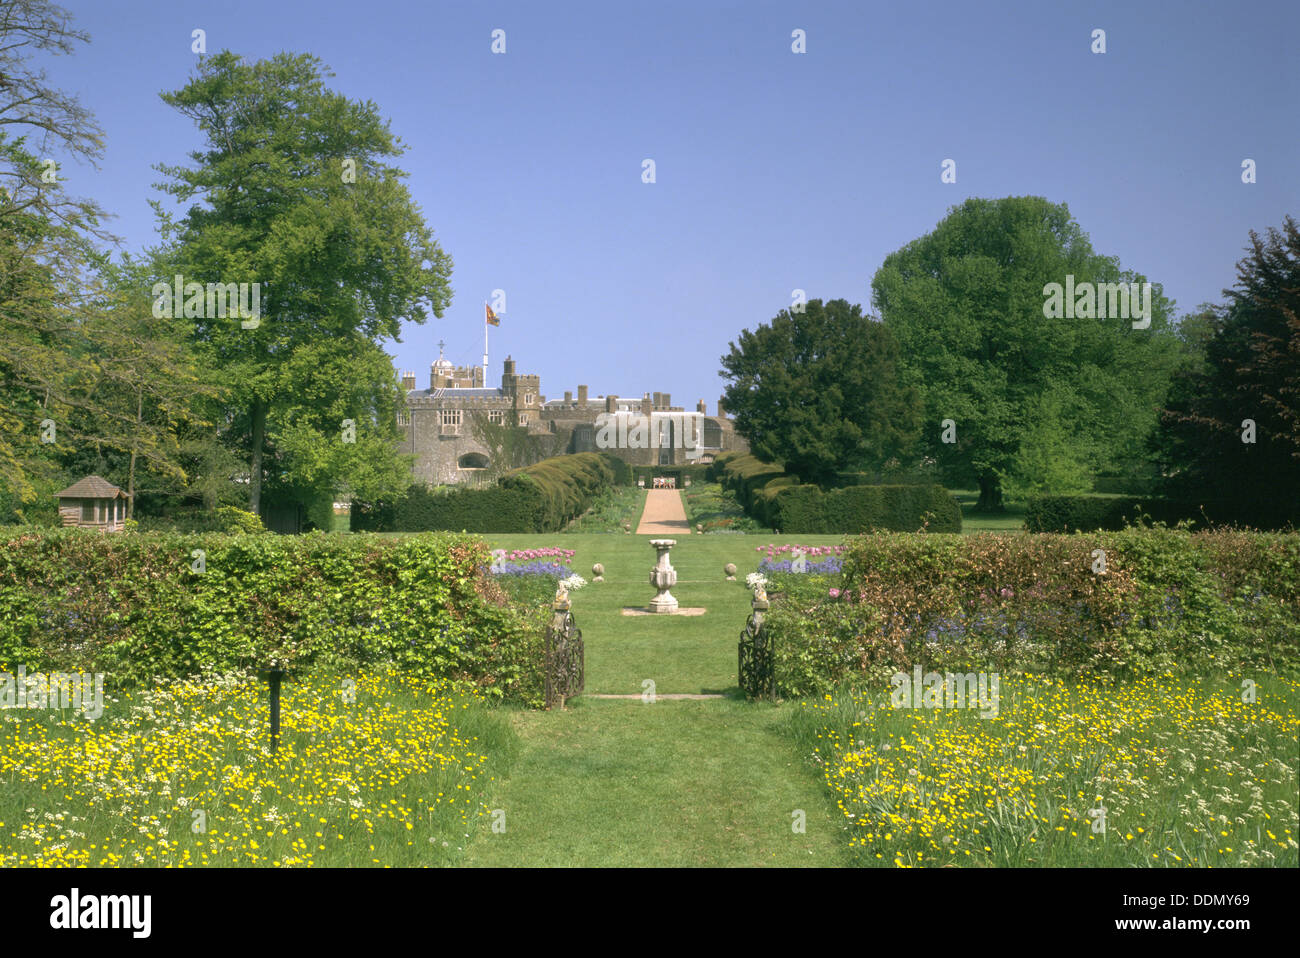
[647, 539, 679, 613]
[724, 562, 737, 581]
[592, 562, 604, 582]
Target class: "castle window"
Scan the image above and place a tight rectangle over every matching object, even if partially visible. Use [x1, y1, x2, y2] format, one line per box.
[518, 413, 528, 426]
[487, 410, 504, 424]
[441, 409, 462, 427]
[525, 393, 535, 405]
[397, 410, 410, 426]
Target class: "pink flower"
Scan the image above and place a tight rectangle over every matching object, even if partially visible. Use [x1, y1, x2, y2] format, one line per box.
[828, 588, 841, 598]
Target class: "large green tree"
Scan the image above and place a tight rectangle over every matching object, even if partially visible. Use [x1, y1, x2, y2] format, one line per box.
[263, 336, 416, 528]
[719, 298, 921, 486]
[153, 51, 453, 515]
[872, 196, 1182, 510]
[62, 257, 224, 515]
[0, 0, 113, 518]
[1155, 216, 1300, 517]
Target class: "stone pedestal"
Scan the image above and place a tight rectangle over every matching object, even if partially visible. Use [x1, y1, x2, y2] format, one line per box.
[647, 539, 679, 613]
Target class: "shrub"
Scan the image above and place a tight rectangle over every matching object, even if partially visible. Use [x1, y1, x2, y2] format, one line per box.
[761, 529, 1300, 697]
[717, 454, 786, 511]
[599, 452, 633, 487]
[0, 528, 548, 704]
[376, 452, 618, 533]
[215, 505, 267, 534]
[769, 484, 961, 534]
[715, 454, 960, 533]
[1024, 495, 1299, 532]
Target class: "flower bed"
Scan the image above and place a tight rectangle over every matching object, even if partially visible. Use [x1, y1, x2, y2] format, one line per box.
[791, 674, 1300, 868]
[758, 556, 843, 575]
[488, 560, 571, 578]
[0, 669, 505, 866]
[500, 548, 575, 564]
[755, 543, 846, 559]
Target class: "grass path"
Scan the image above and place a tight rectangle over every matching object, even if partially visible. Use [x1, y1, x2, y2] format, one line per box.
[465, 700, 845, 866]
[464, 533, 848, 866]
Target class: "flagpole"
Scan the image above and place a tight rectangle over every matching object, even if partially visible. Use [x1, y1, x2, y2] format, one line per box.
[483, 304, 489, 386]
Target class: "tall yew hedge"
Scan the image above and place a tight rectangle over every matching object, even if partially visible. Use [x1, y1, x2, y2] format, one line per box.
[359, 452, 621, 533]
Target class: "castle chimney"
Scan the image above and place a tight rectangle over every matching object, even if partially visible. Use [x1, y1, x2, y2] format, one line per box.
[642, 393, 652, 416]
[663, 392, 671, 410]
[578, 384, 588, 404]
[503, 356, 515, 377]
[697, 399, 706, 414]
[653, 391, 662, 409]
[718, 396, 727, 417]
[606, 394, 618, 413]
[402, 371, 416, 392]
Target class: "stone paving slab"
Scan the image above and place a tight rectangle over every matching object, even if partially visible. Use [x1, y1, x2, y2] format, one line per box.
[620, 606, 707, 616]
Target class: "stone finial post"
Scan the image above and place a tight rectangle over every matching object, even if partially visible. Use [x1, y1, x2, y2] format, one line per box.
[592, 563, 604, 582]
[724, 563, 737, 581]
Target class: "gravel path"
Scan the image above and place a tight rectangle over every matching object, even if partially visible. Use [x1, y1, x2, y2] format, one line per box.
[634, 489, 692, 535]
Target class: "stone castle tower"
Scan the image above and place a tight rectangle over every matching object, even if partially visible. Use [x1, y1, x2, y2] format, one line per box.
[396, 347, 747, 486]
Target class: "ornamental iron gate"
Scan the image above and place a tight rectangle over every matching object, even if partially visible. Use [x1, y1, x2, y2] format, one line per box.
[738, 592, 775, 700]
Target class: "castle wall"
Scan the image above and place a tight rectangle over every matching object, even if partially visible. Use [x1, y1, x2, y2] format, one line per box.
[401, 359, 748, 486]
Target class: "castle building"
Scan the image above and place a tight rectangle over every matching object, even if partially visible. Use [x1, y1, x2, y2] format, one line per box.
[397, 345, 747, 486]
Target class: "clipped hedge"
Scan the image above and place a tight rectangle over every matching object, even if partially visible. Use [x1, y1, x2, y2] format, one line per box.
[1024, 495, 1299, 533]
[373, 452, 618, 533]
[0, 528, 548, 704]
[394, 482, 544, 534]
[599, 452, 633, 487]
[763, 528, 1300, 696]
[715, 453, 960, 533]
[774, 484, 961, 534]
[716, 454, 786, 511]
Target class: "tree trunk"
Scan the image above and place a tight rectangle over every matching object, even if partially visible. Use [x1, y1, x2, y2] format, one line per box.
[250, 399, 267, 517]
[127, 386, 141, 519]
[975, 473, 1004, 512]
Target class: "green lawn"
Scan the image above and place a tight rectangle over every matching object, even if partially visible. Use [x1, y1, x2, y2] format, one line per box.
[485, 532, 844, 695]
[465, 530, 850, 865]
[951, 489, 1026, 532]
[465, 699, 845, 866]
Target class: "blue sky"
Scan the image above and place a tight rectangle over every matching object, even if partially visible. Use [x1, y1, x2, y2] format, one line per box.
[50, 0, 1300, 407]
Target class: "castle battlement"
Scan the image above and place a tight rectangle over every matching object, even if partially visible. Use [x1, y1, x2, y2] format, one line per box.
[398, 353, 746, 485]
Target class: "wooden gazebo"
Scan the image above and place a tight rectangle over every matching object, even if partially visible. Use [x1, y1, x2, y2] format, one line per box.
[55, 475, 131, 532]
